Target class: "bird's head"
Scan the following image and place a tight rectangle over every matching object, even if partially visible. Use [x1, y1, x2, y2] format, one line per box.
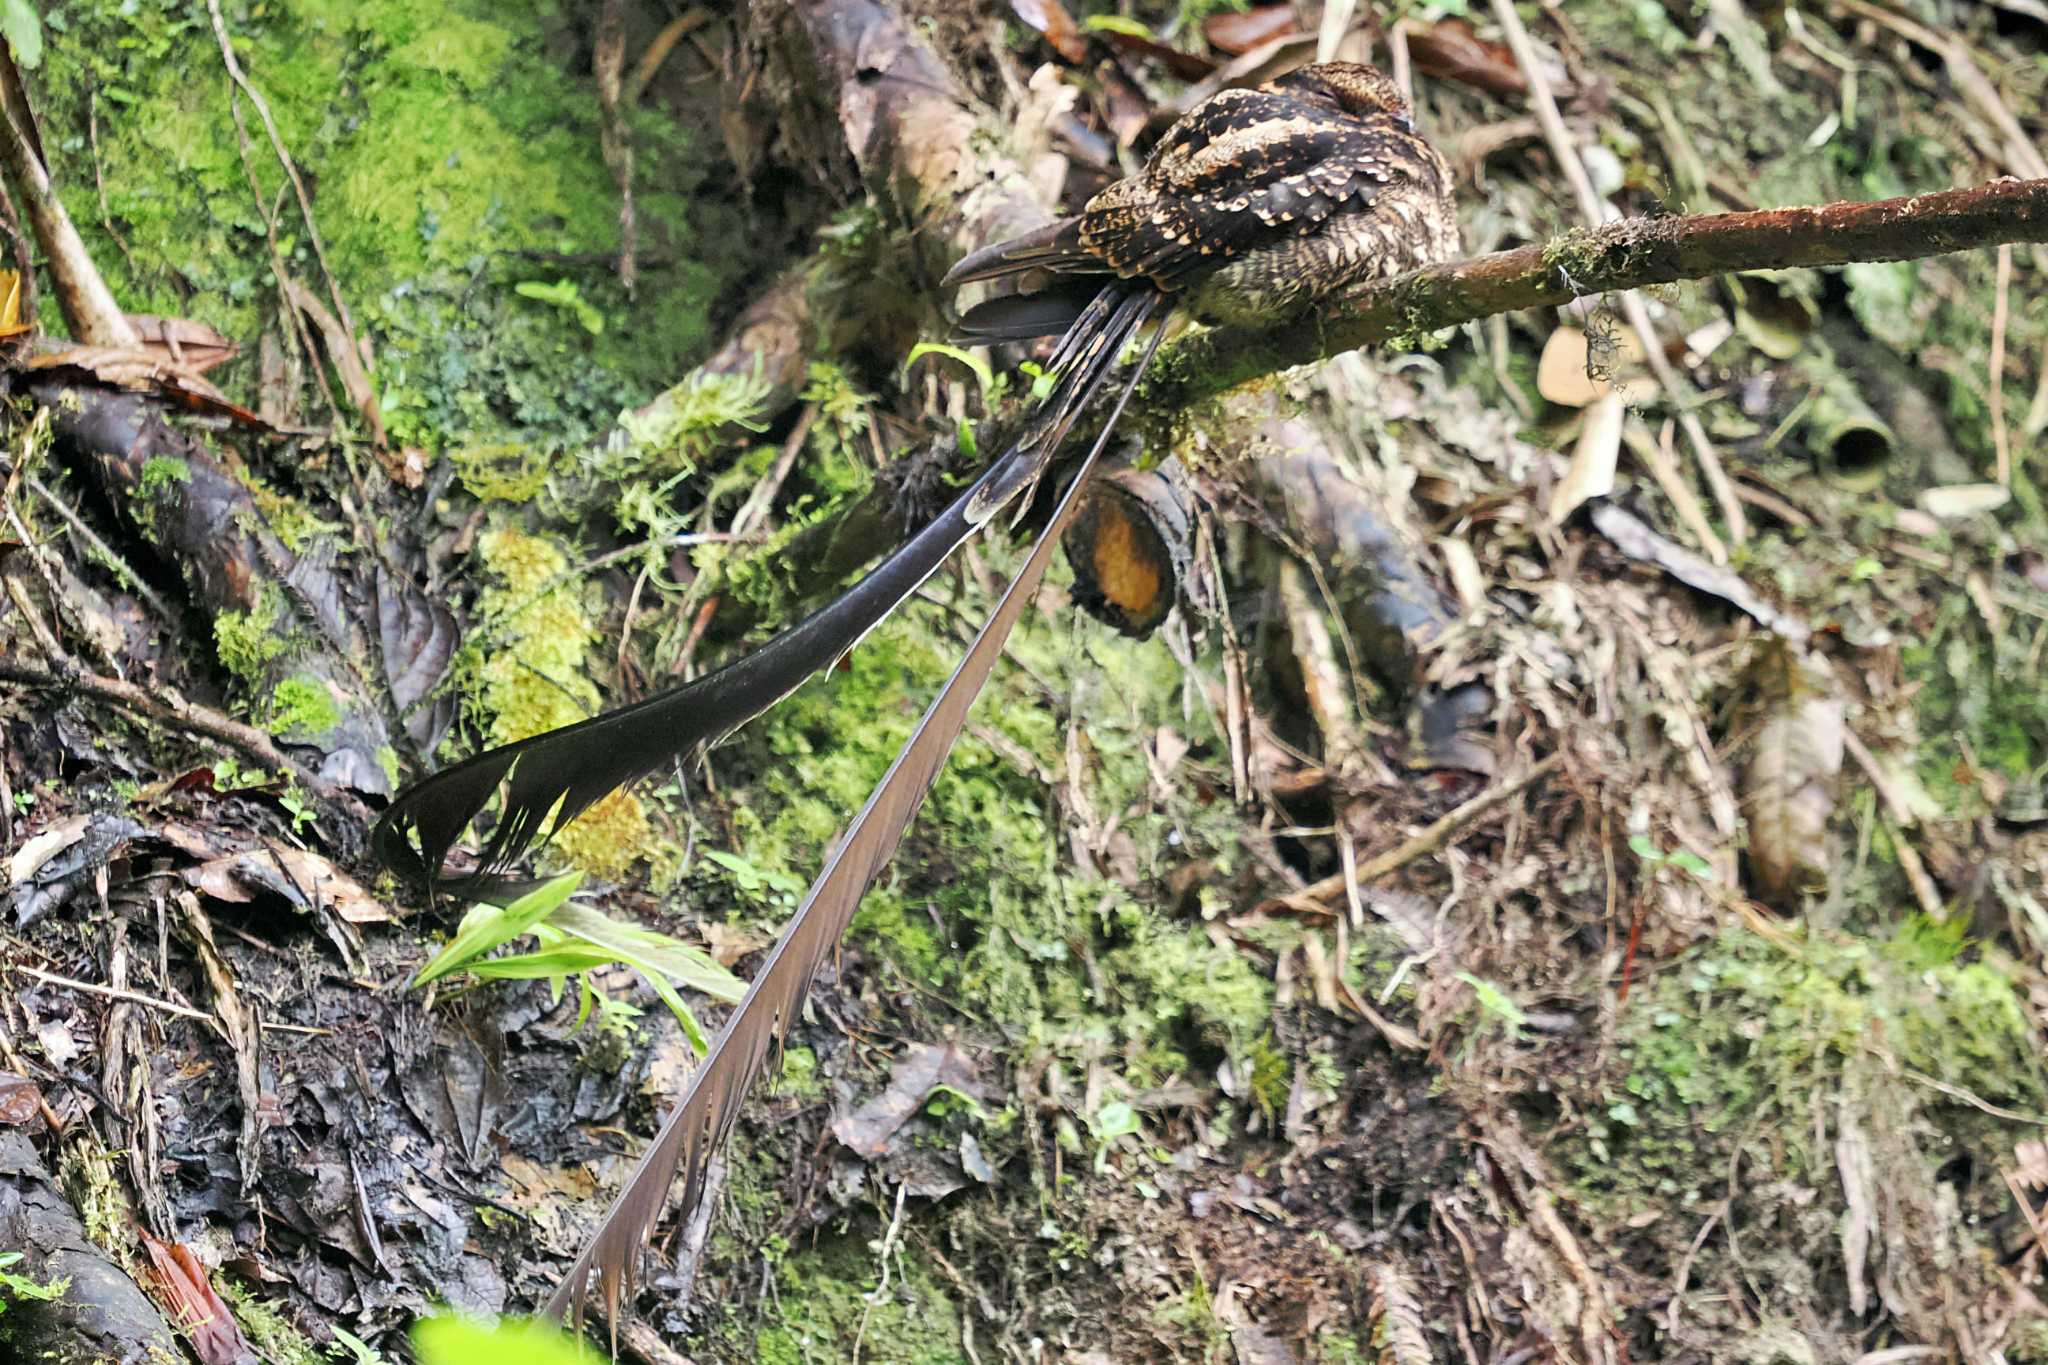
[1270, 62, 1414, 131]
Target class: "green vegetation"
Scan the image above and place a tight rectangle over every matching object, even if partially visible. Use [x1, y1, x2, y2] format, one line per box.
[1573, 923, 2040, 1207]
[37, 0, 756, 455]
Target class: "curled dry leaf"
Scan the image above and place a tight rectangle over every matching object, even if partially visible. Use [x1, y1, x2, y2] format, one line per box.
[1204, 4, 1297, 55]
[1591, 502, 1808, 644]
[1744, 649, 1846, 905]
[1536, 325, 1653, 407]
[1404, 16, 1532, 98]
[127, 314, 239, 374]
[831, 1042, 984, 1157]
[185, 841, 389, 924]
[0, 1072, 43, 1126]
[1548, 391, 1624, 523]
[1010, 0, 1087, 63]
[137, 1228, 253, 1365]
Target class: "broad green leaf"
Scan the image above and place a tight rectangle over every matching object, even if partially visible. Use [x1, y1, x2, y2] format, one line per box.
[1, 0, 42, 69]
[905, 341, 994, 397]
[412, 1314, 586, 1365]
[412, 872, 583, 986]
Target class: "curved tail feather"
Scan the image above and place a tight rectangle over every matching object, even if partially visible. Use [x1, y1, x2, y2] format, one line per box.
[544, 318, 1171, 1339]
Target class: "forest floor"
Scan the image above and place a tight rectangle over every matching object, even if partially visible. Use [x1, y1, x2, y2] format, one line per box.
[2, 2, 2047, 1363]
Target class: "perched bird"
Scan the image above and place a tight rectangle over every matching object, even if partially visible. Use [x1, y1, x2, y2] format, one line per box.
[370, 61, 1457, 1337]
[944, 60, 1460, 519]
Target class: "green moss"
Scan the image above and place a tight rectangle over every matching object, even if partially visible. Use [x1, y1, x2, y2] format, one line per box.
[1569, 926, 2041, 1209]
[267, 675, 340, 738]
[459, 525, 656, 879]
[714, 543, 1271, 1094]
[218, 1280, 326, 1365]
[37, 0, 758, 455]
[213, 587, 288, 680]
[751, 1228, 963, 1365]
[135, 455, 190, 498]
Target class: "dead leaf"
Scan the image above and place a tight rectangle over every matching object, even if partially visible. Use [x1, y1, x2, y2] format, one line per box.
[1204, 4, 1296, 55]
[831, 1043, 983, 1157]
[1010, 0, 1088, 63]
[185, 842, 389, 923]
[0, 1073, 42, 1125]
[138, 1228, 254, 1365]
[1548, 391, 1624, 523]
[127, 314, 239, 374]
[1406, 17, 1531, 98]
[1591, 502, 1809, 644]
[0, 269, 27, 338]
[282, 276, 389, 451]
[1101, 29, 1217, 81]
[1536, 325, 1653, 407]
[1917, 483, 2010, 518]
[35, 1021, 78, 1069]
[6, 813, 89, 885]
[702, 919, 770, 967]
[1745, 650, 1846, 905]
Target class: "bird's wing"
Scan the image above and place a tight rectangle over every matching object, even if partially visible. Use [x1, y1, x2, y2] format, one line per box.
[1079, 89, 1398, 289]
[940, 216, 1106, 287]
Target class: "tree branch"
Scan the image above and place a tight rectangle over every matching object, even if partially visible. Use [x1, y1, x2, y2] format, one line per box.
[1140, 176, 2048, 416]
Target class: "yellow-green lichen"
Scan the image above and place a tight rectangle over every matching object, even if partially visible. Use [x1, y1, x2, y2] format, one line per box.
[466, 525, 654, 878]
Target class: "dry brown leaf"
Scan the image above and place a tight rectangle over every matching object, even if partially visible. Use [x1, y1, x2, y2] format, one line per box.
[0, 269, 27, 338]
[831, 1043, 982, 1157]
[1404, 16, 1532, 97]
[1745, 650, 1846, 905]
[184, 841, 388, 923]
[6, 814, 89, 885]
[1010, 0, 1087, 62]
[0, 1072, 42, 1126]
[138, 1228, 253, 1365]
[1536, 325, 1653, 407]
[1548, 391, 1624, 523]
[127, 314, 239, 374]
[1204, 4, 1296, 55]
[282, 276, 389, 451]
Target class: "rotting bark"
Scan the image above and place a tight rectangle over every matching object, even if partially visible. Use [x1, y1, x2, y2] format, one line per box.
[0, 1130, 180, 1365]
[25, 382, 451, 802]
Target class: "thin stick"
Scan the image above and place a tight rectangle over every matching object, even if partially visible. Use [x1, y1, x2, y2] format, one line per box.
[205, 0, 356, 341]
[1990, 243, 2013, 486]
[1295, 752, 1566, 905]
[0, 657, 350, 806]
[14, 966, 219, 1027]
[1487, 0, 1748, 547]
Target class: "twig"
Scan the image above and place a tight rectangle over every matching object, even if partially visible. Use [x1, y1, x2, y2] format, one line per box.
[1138, 177, 2048, 421]
[0, 657, 349, 806]
[204, 0, 357, 343]
[1990, 242, 2012, 486]
[1487, 0, 1748, 548]
[0, 50, 134, 345]
[12, 965, 220, 1028]
[1294, 752, 1567, 905]
[20, 469, 178, 625]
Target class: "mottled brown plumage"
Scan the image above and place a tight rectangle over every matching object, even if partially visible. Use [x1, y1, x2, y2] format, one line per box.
[946, 61, 1458, 518]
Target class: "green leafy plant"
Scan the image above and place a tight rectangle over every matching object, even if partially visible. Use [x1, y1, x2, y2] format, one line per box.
[513, 278, 606, 336]
[1455, 971, 1528, 1041]
[413, 872, 745, 1052]
[1628, 834, 1712, 878]
[328, 1325, 389, 1364]
[0, 1251, 67, 1315]
[412, 1314, 586, 1365]
[1086, 1099, 1141, 1173]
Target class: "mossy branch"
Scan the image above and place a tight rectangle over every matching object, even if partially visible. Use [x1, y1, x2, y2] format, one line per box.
[1138, 176, 2048, 415]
